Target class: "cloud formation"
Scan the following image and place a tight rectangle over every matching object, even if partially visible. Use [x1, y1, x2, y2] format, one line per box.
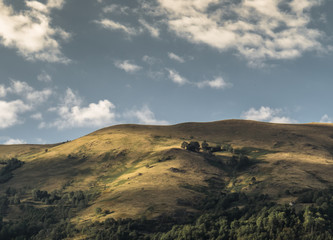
[196, 77, 231, 89]
[166, 68, 188, 85]
[7, 80, 53, 104]
[31, 112, 43, 120]
[166, 68, 231, 89]
[0, 100, 31, 128]
[168, 52, 185, 63]
[37, 71, 52, 83]
[115, 60, 142, 73]
[3, 138, 27, 145]
[242, 106, 296, 123]
[320, 114, 332, 123]
[0, 0, 70, 63]
[0, 80, 54, 128]
[156, 0, 327, 66]
[139, 19, 160, 38]
[123, 105, 169, 125]
[96, 19, 138, 35]
[47, 88, 116, 129]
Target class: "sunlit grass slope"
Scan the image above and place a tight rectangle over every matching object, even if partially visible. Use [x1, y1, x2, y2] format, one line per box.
[1, 119, 333, 221]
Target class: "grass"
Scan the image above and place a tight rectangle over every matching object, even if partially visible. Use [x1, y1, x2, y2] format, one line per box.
[235, 147, 277, 159]
[1, 119, 333, 222]
[98, 164, 139, 184]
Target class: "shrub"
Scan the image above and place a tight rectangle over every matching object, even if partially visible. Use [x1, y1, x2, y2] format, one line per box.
[186, 141, 200, 152]
[95, 207, 102, 214]
[181, 141, 189, 149]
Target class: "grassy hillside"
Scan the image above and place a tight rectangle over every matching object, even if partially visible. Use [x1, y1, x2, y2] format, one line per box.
[1, 120, 333, 239]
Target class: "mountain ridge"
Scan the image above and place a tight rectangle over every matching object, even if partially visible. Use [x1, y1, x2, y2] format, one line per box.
[1, 119, 333, 220]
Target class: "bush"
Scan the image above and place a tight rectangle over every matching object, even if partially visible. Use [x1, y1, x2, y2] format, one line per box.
[96, 207, 102, 214]
[181, 141, 189, 149]
[201, 141, 209, 150]
[186, 142, 200, 152]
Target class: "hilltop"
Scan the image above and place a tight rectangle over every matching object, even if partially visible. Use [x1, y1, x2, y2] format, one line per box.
[1, 119, 333, 239]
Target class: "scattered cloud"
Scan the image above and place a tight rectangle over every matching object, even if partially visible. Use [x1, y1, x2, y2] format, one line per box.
[0, 0, 70, 63]
[0, 100, 31, 128]
[31, 112, 43, 120]
[47, 0, 66, 9]
[102, 4, 129, 14]
[139, 19, 160, 38]
[166, 69, 230, 90]
[166, 68, 188, 85]
[0, 80, 54, 128]
[320, 114, 332, 123]
[95, 19, 138, 36]
[46, 88, 116, 129]
[61, 87, 82, 107]
[37, 71, 52, 83]
[196, 77, 231, 89]
[0, 85, 6, 97]
[142, 55, 159, 65]
[168, 52, 185, 63]
[242, 106, 296, 123]
[156, 0, 327, 66]
[3, 138, 27, 145]
[7, 80, 53, 104]
[115, 60, 142, 73]
[123, 105, 168, 125]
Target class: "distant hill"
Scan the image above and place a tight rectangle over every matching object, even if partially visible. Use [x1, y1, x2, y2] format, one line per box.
[1, 119, 333, 239]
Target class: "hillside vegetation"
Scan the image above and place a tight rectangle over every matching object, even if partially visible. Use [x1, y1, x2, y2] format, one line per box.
[0, 119, 333, 239]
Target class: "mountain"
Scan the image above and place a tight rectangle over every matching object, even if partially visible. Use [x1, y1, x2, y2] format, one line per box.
[1, 119, 333, 239]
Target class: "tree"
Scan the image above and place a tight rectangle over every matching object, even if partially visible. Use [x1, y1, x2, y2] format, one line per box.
[95, 207, 102, 214]
[201, 140, 209, 150]
[186, 141, 200, 152]
[181, 141, 189, 149]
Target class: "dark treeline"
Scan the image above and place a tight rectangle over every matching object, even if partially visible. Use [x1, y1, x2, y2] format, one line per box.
[1, 187, 332, 239]
[0, 158, 24, 183]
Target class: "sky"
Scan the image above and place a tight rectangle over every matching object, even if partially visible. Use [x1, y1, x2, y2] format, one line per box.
[0, 0, 333, 144]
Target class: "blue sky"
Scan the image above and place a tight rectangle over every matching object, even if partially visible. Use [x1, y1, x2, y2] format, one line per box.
[0, 0, 333, 144]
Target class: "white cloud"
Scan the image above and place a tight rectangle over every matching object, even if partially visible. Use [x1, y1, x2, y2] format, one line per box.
[0, 80, 54, 128]
[168, 52, 185, 63]
[196, 77, 231, 89]
[0, 85, 6, 97]
[123, 105, 168, 125]
[0, 100, 31, 128]
[8, 80, 53, 104]
[47, 0, 66, 9]
[103, 4, 130, 14]
[27, 89, 53, 103]
[9, 80, 33, 94]
[31, 112, 43, 120]
[0, 0, 70, 63]
[142, 55, 158, 65]
[139, 19, 160, 38]
[166, 69, 231, 90]
[46, 88, 116, 129]
[166, 68, 188, 85]
[62, 88, 82, 107]
[320, 114, 332, 123]
[96, 19, 138, 35]
[37, 71, 52, 82]
[3, 138, 27, 145]
[242, 106, 296, 123]
[156, 0, 327, 65]
[115, 60, 142, 73]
